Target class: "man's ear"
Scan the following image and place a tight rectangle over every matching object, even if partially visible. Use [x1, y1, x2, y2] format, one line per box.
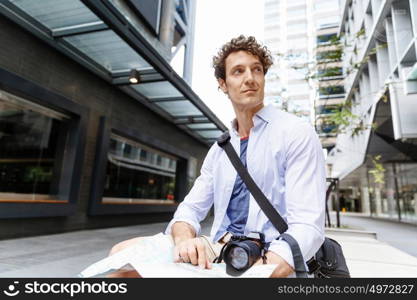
[218, 78, 228, 94]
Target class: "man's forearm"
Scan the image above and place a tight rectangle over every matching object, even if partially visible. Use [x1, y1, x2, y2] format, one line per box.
[171, 221, 196, 245]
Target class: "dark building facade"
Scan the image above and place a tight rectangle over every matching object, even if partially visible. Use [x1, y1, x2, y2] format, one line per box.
[0, 0, 225, 239]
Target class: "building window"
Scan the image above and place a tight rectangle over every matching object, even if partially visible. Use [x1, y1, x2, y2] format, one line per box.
[316, 118, 338, 135]
[316, 105, 341, 115]
[314, 0, 339, 11]
[0, 91, 70, 203]
[317, 50, 341, 62]
[287, 22, 307, 33]
[103, 134, 178, 204]
[317, 67, 343, 79]
[288, 82, 310, 95]
[319, 85, 345, 97]
[287, 0, 306, 6]
[287, 7, 306, 19]
[0, 68, 88, 219]
[316, 16, 340, 29]
[88, 117, 192, 215]
[317, 33, 337, 44]
[366, 162, 417, 224]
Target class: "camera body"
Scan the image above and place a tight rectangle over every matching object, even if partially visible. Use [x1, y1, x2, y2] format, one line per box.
[216, 232, 266, 276]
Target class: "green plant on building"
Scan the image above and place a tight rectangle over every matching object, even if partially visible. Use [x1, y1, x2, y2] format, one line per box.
[326, 99, 377, 138]
[276, 29, 389, 138]
[368, 155, 386, 185]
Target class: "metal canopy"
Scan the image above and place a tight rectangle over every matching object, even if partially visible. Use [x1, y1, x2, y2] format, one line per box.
[0, 0, 226, 145]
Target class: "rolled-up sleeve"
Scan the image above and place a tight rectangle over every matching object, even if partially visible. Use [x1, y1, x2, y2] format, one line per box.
[165, 144, 217, 236]
[268, 122, 326, 269]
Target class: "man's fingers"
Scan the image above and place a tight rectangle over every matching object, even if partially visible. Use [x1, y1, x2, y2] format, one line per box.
[179, 248, 190, 263]
[173, 247, 181, 262]
[187, 244, 198, 265]
[206, 259, 212, 269]
[196, 240, 207, 269]
[174, 238, 210, 269]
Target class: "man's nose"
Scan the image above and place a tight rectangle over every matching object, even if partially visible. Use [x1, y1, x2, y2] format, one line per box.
[243, 69, 255, 84]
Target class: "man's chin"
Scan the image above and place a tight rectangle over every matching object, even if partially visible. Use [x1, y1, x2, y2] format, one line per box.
[242, 97, 263, 106]
[231, 98, 264, 109]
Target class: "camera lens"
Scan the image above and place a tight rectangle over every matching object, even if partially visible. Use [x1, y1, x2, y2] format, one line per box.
[229, 246, 249, 270]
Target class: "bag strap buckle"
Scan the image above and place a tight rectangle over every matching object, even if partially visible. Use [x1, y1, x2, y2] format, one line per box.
[306, 257, 321, 274]
[217, 131, 231, 147]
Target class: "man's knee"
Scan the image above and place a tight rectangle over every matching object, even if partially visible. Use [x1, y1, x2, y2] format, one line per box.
[109, 237, 142, 256]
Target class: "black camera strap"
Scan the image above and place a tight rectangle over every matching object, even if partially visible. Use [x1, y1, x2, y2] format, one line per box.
[217, 131, 308, 278]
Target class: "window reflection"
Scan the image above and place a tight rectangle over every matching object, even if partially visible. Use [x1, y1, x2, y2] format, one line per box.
[0, 92, 69, 202]
[370, 163, 417, 223]
[103, 134, 177, 204]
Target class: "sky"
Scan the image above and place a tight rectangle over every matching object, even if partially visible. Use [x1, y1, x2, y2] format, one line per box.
[191, 0, 265, 127]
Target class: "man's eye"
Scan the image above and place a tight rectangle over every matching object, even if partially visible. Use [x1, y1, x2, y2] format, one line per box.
[234, 69, 243, 74]
[254, 67, 262, 72]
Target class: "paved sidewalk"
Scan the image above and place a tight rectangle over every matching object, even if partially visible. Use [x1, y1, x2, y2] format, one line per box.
[330, 212, 417, 258]
[0, 218, 416, 277]
[0, 219, 211, 278]
[325, 228, 417, 277]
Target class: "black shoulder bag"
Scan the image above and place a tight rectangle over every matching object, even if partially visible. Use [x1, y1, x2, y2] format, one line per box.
[217, 131, 350, 278]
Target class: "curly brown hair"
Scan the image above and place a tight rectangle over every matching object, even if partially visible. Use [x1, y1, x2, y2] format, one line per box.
[212, 35, 273, 80]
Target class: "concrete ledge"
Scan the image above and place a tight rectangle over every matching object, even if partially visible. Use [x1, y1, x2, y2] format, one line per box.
[325, 228, 377, 239]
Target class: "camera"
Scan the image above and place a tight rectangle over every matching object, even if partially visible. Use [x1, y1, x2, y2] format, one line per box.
[215, 232, 266, 276]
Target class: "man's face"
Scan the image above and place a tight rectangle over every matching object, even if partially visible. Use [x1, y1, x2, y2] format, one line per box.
[218, 50, 265, 110]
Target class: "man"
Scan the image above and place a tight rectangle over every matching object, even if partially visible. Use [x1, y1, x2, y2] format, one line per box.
[110, 35, 326, 278]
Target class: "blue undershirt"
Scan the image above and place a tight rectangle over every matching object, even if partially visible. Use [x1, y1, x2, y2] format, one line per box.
[225, 137, 250, 235]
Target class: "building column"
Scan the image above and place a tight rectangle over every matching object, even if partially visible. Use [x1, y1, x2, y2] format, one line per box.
[414, 193, 417, 215]
[159, 0, 175, 51]
[183, 0, 196, 85]
[360, 187, 371, 214]
[375, 187, 382, 216]
[360, 171, 371, 215]
[386, 165, 396, 218]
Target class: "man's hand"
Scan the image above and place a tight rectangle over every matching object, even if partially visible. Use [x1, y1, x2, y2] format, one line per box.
[255, 251, 294, 278]
[173, 237, 212, 269]
[171, 221, 211, 269]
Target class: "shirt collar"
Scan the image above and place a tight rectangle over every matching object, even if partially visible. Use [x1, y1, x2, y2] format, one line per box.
[230, 104, 272, 137]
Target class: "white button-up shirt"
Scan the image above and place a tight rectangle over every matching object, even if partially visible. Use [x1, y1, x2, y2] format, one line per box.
[165, 104, 326, 268]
